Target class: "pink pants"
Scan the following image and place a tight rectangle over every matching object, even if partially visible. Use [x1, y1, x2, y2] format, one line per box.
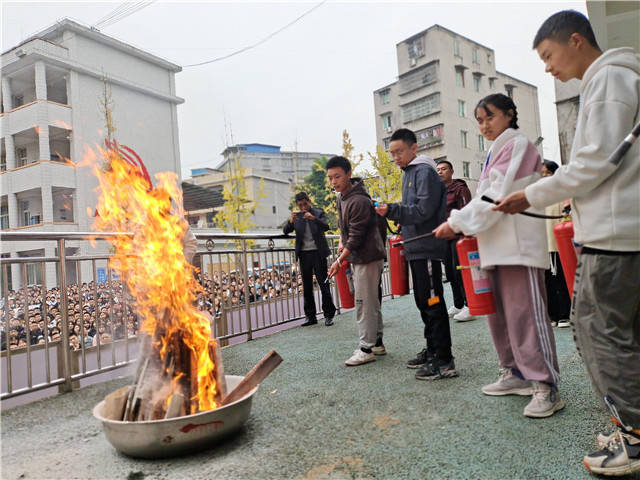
[487, 265, 560, 386]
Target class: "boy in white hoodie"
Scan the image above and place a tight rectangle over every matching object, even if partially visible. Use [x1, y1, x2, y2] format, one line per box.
[496, 10, 640, 477]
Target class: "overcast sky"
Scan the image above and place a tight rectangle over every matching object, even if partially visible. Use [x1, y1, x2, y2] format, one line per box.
[2, 0, 588, 179]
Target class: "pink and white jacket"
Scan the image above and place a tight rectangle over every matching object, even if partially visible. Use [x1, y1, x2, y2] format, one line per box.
[448, 128, 548, 269]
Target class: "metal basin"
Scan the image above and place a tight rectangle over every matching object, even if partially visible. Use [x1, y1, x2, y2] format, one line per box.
[93, 375, 256, 458]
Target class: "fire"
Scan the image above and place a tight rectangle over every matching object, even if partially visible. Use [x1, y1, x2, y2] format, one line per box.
[91, 144, 219, 413]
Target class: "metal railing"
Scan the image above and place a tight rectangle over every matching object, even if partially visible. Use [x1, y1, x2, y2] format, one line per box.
[0, 231, 394, 404]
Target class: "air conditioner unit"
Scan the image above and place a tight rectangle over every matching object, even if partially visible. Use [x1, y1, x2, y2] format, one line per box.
[409, 58, 417, 67]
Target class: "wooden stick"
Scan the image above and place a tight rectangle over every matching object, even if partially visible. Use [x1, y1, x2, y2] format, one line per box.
[104, 386, 131, 421]
[220, 350, 282, 406]
[164, 392, 185, 419]
[209, 339, 227, 403]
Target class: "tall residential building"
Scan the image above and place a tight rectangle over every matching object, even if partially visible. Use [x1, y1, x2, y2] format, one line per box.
[373, 25, 542, 190]
[555, 2, 639, 164]
[217, 143, 335, 184]
[1, 19, 184, 288]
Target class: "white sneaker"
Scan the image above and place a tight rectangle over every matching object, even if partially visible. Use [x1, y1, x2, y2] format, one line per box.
[454, 306, 476, 322]
[447, 305, 462, 317]
[557, 319, 570, 328]
[371, 344, 387, 356]
[523, 383, 565, 418]
[345, 349, 376, 366]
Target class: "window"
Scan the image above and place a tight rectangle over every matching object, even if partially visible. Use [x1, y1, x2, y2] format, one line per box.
[383, 138, 390, 150]
[460, 130, 468, 148]
[261, 157, 271, 171]
[472, 47, 479, 64]
[26, 263, 42, 286]
[473, 74, 481, 92]
[489, 77, 496, 89]
[12, 94, 24, 108]
[415, 124, 444, 149]
[272, 206, 276, 214]
[487, 53, 492, 64]
[0, 152, 6, 172]
[478, 134, 486, 151]
[1, 205, 9, 230]
[401, 93, 441, 123]
[458, 100, 465, 117]
[455, 67, 465, 87]
[398, 61, 438, 94]
[21, 200, 30, 226]
[505, 85, 514, 98]
[453, 38, 461, 57]
[382, 114, 392, 131]
[407, 37, 424, 60]
[16, 148, 27, 167]
[30, 214, 41, 225]
[379, 88, 391, 105]
[462, 161, 470, 177]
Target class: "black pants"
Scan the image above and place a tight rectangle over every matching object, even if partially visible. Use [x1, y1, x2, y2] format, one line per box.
[544, 252, 571, 322]
[299, 250, 336, 321]
[443, 239, 466, 309]
[409, 259, 452, 361]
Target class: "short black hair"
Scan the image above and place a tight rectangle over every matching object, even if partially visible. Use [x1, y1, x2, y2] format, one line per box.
[326, 156, 352, 173]
[533, 10, 599, 49]
[475, 94, 519, 130]
[436, 160, 453, 170]
[543, 160, 559, 174]
[390, 128, 417, 146]
[294, 192, 309, 202]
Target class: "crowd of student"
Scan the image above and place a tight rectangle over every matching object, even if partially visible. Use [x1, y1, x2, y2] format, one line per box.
[0, 266, 306, 352]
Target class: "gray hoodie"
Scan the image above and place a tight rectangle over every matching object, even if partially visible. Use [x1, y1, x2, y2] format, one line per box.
[525, 47, 640, 251]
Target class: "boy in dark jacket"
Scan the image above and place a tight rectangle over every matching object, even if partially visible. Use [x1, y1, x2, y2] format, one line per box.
[327, 156, 387, 367]
[376, 129, 457, 381]
[435, 160, 474, 322]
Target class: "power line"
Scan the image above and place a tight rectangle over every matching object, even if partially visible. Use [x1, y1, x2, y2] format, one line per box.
[93, 1, 157, 30]
[183, 0, 328, 68]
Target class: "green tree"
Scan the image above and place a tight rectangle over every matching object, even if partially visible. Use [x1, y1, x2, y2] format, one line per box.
[215, 156, 268, 246]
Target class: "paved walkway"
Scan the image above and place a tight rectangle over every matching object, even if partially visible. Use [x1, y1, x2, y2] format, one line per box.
[2, 289, 634, 480]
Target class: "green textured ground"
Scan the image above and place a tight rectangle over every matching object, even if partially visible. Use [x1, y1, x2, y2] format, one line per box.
[2, 289, 638, 480]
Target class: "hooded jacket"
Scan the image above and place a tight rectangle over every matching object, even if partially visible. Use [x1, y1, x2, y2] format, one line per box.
[337, 178, 386, 264]
[448, 128, 548, 269]
[386, 155, 447, 261]
[525, 48, 640, 251]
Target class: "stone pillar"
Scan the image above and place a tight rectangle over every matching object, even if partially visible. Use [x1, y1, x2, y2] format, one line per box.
[35, 61, 47, 100]
[41, 184, 53, 223]
[7, 192, 18, 228]
[1, 76, 12, 111]
[4, 134, 16, 170]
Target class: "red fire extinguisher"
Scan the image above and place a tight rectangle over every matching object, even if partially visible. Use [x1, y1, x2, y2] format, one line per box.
[553, 220, 577, 299]
[456, 236, 496, 316]
[389, 236, 409, 296]
[335, 260, 355, 309]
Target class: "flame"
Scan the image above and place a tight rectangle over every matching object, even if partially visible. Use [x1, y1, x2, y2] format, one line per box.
[91, 146, 218, 412]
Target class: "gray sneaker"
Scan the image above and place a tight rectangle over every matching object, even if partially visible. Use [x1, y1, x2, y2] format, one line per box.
[482, 368, 534, 396]
[523, 383, 565, 418]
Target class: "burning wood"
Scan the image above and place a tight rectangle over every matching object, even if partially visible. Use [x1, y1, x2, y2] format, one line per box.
[90, 144, 282, 423]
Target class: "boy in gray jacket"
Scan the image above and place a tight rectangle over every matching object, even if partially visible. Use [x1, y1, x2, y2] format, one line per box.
[495, 11, 639, 476]
[376, 129, 456, 381]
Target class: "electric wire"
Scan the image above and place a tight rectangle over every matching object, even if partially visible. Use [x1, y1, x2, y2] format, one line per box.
[183, 0, 328, 68]
[93, 1, 156, 30]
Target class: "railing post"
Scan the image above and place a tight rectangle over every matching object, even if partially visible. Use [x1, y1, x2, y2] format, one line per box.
[241, 239, 253, 341]
[57, 238, 73, 393]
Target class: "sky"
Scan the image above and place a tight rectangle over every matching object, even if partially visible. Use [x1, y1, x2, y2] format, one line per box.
[2, 0, 589, 179]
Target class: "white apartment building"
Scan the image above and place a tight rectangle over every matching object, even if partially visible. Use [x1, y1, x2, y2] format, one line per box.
[374, 25, 542, 191]
[555, 2, 639, 164]
[216, 143, 335, 184]
[1, 19, 183, 289]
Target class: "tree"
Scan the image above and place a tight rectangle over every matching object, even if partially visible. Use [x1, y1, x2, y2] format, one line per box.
[99, 75, 116, 143]
[215, 155, 268, 246]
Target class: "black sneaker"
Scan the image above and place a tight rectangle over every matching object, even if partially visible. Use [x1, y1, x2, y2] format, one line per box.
[406, 348, 433, 369]
[415, 358, 459, 381]
[301, 319, 318, 327]
[324, 316, 334, 326]
[583, 429, 640, 476]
